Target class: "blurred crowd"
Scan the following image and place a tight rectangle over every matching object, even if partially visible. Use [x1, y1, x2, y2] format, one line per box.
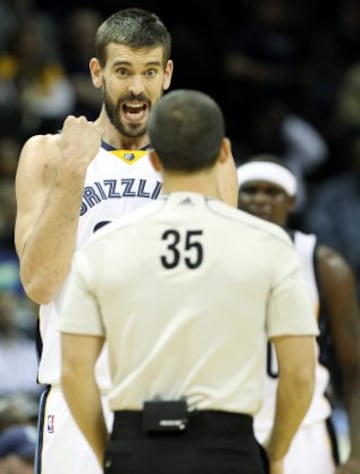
[1, 0, 360, 469]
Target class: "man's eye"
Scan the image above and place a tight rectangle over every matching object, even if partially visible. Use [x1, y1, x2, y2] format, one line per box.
[145, 69, 157, 77]
[117, 69, 128, 76]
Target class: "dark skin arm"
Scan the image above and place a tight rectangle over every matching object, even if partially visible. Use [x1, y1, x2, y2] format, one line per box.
[317, 245, 360, 473]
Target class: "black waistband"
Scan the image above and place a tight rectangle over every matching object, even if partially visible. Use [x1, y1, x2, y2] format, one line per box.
[113, 410, 253, 435]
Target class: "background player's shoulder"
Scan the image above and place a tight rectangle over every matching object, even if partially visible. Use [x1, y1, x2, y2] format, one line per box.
[293, 229, 317, 248]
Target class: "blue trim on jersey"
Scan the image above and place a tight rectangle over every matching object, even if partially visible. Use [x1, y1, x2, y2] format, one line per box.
[326, 416, 340, 466]
[35, 385, 51, 474]
[101, 140, 151, 151]
[35, 318, 42, 366]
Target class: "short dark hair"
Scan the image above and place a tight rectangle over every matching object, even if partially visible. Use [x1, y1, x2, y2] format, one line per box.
[148, 89, 225, 172]
[95, 8, 171, 67]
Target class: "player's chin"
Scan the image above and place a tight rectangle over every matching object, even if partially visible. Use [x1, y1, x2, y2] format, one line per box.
[125, 122, 148, 137]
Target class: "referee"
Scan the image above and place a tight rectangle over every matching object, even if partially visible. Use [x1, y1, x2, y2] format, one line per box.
[59, 89, 318, 474]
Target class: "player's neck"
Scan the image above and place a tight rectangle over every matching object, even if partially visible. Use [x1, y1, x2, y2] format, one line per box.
[94, 113, 150, 150]
[161, 171, 221, 199]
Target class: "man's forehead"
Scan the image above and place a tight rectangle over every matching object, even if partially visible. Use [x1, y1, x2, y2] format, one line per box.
[106, 43, 164, 66]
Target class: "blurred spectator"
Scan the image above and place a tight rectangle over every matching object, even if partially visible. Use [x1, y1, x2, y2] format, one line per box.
[0, 180, 38, 338]
[335, 63, 360, 132]
[0, 181, 22, 295]
[0, 136, 20, 181]
[304, 129, 360, 301]
[150, 0, 226, 101]
[0, 0, 59, 60]
[330, 0, 360, 70]
[0, 396, 38, 433]
[0, 291, 40, 398]
[59, 7, 103, 120]
[224, 0, 312, 120]
[0, 424, 36, 474]
[232, 97, 328, 225]
[0, 18, 74, 139]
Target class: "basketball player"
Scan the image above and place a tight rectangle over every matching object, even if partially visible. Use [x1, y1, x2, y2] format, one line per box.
[237, 156, 360, 474]
[59, 89, 318, 474]
[14, 9, 238, 474]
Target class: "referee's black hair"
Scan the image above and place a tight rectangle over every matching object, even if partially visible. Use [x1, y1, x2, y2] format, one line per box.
[148, 89, 225, 172]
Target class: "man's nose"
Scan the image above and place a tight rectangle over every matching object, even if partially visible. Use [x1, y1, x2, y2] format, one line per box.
[252, 191, 269, 203]
[128, 75, 145, 96]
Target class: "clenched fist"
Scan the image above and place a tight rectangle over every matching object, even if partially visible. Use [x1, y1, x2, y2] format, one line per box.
[57, 115, 102, 175]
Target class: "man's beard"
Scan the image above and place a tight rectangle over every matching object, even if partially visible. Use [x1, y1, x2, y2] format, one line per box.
[103, 90, 147, 138]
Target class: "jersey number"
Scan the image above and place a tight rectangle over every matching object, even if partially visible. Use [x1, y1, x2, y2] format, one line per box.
[161, 230, 203, 269]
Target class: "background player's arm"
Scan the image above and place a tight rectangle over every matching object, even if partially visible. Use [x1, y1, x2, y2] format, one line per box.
[61, 332, 106, 467]
[15, 116, 101, 304]
[266, 335, 316, 469]
[317, 245, 360, 472]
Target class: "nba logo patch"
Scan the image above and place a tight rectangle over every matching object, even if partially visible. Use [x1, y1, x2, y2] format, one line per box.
[47, 415, 55, 433]
[124, 152, 135, 161]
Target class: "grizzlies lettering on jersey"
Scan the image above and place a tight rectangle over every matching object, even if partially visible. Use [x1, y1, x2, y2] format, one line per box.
[37, 145, 162, 387]
[255, 230, 331, 438]
[80, 149, 161, 215]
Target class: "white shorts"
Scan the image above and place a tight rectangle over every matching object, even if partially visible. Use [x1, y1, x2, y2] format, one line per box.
[256, 421, 337, 474]
[35, 386, 113, 474]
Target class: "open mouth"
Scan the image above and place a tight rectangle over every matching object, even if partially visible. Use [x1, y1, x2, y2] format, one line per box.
[122, 102, 148, 122]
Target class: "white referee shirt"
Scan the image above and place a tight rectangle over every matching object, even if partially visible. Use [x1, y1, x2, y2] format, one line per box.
[58, 192, 318, 416]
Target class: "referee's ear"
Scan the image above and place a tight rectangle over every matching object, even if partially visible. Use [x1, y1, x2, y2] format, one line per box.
[149, 150, 162, 172]
[218, 137, 232, 164]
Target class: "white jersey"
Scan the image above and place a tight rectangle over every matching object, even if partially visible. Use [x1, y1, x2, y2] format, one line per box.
[58, 193, 318, 414]
[254, 230, 332, 435]
[38, 145, 162, 386]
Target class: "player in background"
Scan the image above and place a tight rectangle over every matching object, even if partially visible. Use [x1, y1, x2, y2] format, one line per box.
[237, 156, 360, 474]
[14, 8, 238, 474]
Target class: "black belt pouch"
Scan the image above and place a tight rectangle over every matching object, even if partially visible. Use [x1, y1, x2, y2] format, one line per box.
[142, 400, 188, 434]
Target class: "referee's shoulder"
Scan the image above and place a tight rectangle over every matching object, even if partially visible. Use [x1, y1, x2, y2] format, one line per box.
[216, 202, 293, 246]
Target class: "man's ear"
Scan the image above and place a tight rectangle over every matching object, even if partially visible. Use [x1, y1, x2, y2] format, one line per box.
[218, 137, 232, 164]
[162, 60, 174, 91]
[216, 137, 239, 208]
[149, 150, 162, 172]
[89, 57, 103, 89]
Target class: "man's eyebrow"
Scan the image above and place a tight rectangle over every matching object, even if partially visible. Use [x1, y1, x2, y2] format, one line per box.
[111, 60, 163, 67]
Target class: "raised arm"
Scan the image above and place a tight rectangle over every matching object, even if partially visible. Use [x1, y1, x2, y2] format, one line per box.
[266, 335, 316, 474]
[317, 245, 360, 473]
[14, 116, 101, 304]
